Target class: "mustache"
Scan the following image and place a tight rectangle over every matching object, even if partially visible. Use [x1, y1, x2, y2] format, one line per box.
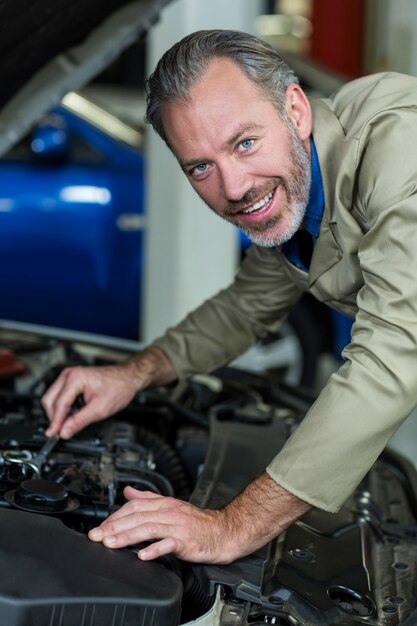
[223, 179, 282, 216]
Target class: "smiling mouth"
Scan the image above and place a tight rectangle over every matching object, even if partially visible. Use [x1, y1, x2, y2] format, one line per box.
[239, 190, 274, 215]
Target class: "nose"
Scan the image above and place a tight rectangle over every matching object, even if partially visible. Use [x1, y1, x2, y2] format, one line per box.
[219, 160, 252, 202]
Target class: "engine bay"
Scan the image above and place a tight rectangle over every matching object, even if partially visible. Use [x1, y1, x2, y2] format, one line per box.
[0, 324, 416, 625]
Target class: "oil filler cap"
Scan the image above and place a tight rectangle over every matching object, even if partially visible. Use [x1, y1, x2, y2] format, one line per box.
[6, 479, 79, 514]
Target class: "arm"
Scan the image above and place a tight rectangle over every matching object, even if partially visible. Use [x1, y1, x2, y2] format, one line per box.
[43, 245, 302, 439]
[42, 346, 176, 438]
[268, 107, 417, 512]
[89, 472, 311, 564]
[43, 247, 302, 439]
[154, 244, 303, 378]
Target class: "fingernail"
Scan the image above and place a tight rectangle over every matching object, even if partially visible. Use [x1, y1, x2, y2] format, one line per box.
[104, 536, 115, 547]
[138, 549, 149, 560]
[89, 528, 102, 541]
[61, 427, 71, 439]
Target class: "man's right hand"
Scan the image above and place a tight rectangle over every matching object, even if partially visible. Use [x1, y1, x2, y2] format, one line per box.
[41, 346, 176, 439]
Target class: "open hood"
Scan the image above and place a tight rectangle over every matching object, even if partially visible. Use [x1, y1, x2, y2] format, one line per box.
[0, 0, 173, 156]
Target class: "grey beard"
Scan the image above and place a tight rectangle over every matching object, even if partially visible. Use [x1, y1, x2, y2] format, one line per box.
[241, 123, 311, 248]
[244, 198, 307, 248]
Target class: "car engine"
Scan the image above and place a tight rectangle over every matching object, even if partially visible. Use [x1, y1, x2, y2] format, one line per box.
[0, 324, 416, 626]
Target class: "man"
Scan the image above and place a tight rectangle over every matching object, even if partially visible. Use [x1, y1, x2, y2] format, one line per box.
[42, 30, 417, 564]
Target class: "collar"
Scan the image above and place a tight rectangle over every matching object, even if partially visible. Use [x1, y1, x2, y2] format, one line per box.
[280, 137, 325, 271]
[304, 136, 325, 240]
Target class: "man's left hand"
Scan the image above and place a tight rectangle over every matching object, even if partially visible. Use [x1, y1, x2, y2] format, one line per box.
[88, 473, 312, 564]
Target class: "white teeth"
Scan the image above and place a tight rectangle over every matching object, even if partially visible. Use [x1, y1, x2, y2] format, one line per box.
[242, 191, 273, 214]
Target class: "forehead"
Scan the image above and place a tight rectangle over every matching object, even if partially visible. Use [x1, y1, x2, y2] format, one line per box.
[192, 57, 268, 101]
[161, 58, 279, 159]
[165, 57, 271, 118]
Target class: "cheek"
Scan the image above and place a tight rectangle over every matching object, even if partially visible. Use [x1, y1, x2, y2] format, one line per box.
[193, 178, 223, 207]
[259, 139, 291, 170]
[250, 150, 286, 179]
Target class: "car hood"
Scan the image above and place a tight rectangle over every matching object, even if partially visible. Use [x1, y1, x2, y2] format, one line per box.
[0, 0, 173, 156]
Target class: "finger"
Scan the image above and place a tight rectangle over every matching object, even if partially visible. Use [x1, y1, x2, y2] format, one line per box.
[44, 374, 82, 437]
[99, 494, 164, 526]
[99, 511, 148, 537]
[89, 517, 170, 549]
[123, 486, 161, 501]
[138, 537, 177, 560]
[41, 371, 69, 421]
[93, 499, 173, 538]
[57, 403, 100, 439]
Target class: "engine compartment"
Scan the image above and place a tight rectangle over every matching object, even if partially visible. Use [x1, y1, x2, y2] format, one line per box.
[0, 324, 417, 625]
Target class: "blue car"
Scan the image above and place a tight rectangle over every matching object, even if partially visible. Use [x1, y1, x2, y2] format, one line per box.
[0, 94, 145, 339]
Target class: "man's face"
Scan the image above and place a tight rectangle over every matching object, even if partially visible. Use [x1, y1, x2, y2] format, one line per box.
[161, 58, 312, 247]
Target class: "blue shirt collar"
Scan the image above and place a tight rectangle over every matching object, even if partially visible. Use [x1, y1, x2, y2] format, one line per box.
[304, 136, 325, 240]
[280, 137, 324, 272]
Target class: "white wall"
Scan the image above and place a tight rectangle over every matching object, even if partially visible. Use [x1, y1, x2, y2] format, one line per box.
[143, 0, 263, 342]
[365, 0, 417, 77]
[385, 0, 417, 76]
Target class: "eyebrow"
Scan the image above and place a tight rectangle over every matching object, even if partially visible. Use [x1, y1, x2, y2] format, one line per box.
[225, 124, 263, 148]
[179, 123, 264, 171]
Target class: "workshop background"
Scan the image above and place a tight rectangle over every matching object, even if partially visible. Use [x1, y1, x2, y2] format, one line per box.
[1, 0, 416, 459]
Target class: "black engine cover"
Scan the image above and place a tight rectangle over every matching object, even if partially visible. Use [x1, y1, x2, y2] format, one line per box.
[0, 507, 182, 626]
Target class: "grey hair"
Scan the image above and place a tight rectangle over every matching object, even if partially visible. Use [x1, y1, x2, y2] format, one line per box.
[145, 29, 299, 144]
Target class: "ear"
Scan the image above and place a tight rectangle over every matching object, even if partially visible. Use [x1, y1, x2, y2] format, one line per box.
[285, 84, 312, 141]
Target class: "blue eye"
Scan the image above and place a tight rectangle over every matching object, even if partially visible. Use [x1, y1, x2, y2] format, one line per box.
[190, 163, 208, 177]
[239, 138, 254, 151]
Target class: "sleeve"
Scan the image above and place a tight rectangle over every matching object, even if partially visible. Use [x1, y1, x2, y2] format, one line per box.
[267, 107, 417, 512]
[152, 244, 303, 379]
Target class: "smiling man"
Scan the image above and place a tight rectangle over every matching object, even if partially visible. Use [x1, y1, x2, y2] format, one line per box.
[160, 56, 311, 248]
[43, 30, 417, 564]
